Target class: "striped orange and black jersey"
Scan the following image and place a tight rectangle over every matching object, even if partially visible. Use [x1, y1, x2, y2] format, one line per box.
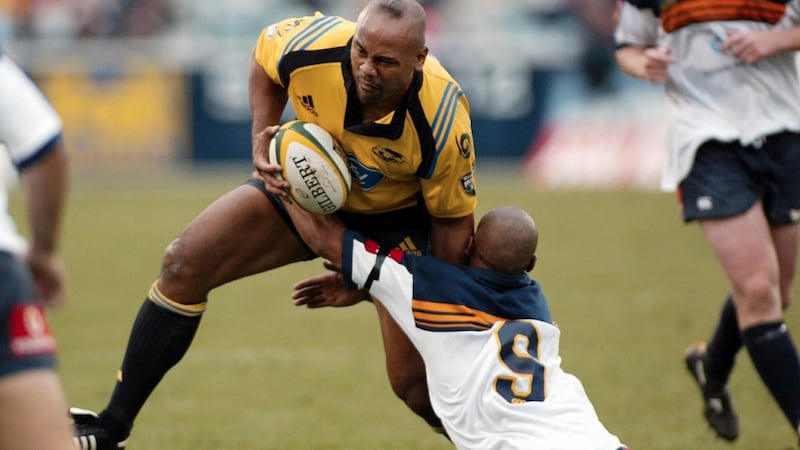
[615, 0, 800, 190]
[627, 0, 790, 32]
[254, 13, 477, 219]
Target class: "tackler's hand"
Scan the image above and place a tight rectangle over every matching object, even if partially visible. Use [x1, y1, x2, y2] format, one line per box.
[292, 262, 368, 308]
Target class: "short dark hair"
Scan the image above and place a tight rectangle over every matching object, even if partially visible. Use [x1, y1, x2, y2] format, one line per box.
[374, 0, 410, 19]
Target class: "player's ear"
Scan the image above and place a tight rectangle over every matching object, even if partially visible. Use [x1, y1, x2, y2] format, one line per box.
[415, 46, 428, 70]
[525, 255, 537, 273]
[465, 235, 475, 259]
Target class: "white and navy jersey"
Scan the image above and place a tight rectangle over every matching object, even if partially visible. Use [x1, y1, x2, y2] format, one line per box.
[341, 231, 624, 450]
[0, 53, 62, 254]
[615, 0, 800, 191]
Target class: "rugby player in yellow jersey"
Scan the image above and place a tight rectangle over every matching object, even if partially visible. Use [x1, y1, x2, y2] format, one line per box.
[70, 1, 477, 448]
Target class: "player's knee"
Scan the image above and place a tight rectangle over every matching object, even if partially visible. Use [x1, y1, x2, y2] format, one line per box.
[739, 276, 777, 302]
[735, 276, 782, 321]
[159, 237, 209, 297]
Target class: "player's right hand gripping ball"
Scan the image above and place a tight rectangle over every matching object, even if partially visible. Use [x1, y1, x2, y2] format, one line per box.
[269, 120, 352, 214]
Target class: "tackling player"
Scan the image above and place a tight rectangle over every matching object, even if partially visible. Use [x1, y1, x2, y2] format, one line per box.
[287, 201, 629, 450]
[71, 1, 477, 448]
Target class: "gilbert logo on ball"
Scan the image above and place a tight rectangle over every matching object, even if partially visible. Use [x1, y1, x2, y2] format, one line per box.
[269, 120, 352, 214]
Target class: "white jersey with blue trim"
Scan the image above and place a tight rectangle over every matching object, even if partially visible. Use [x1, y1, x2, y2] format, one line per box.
[615, 0, 800, 191]
[0, 53, 62, 254]
[341, 231, 624, 450]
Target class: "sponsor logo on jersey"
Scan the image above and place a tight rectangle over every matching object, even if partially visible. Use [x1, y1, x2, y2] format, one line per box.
[460, 170, 476, 196]
[398, 236, 422, 256]
[8, 303, 56, 358]
[372, 145, 404, 163]
[697, 196, 713, 211]
[346, 154, 385, 191]
[790, 209, 800, 223]
[711, 36, 723, 53]
[266, 18, 303, 39]
[456, 132, 472, 159]
[298, 95, 318, 117]
[363, 240, 405, 262]
[281, 18, 303, 37]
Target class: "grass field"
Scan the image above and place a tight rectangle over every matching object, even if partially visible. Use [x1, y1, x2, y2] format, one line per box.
[16, 164, 799, 449]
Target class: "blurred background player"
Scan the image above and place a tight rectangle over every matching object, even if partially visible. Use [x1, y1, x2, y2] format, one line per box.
[70, 1, 477, 448]
[615, 0, 800, 443]
[287, 202, 629, 450]
[0, 49, 74, 450]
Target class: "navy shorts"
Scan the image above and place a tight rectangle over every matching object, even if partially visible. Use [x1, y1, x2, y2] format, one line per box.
[0, 252, 57, 378]
[678, 132, 800, 224]
[246, 178, 432, 256]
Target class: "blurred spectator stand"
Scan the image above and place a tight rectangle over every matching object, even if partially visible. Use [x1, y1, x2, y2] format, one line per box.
[2, 0, 667, 190]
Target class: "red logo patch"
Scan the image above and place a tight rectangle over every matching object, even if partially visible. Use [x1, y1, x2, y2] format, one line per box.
[388, 248, 404, 263]
[8, 303, 57, 357]
[365, 239, 381, 255]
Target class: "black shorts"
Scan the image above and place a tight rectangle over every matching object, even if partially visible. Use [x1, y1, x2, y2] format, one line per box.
[0, 252, 57, 378]
[678, 132, 800, 224]
[245, 178, 432, 256]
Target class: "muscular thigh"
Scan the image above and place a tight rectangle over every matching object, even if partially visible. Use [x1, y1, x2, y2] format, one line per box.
[701, 203, 784, 323]
[0, 371, 73, 450]
[159, 182, 315, 301]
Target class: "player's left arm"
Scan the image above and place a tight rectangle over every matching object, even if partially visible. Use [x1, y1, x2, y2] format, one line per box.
[422, 93, 477, 265]
[723, 26, 800, 64]
[20, 141, 68, 309]
[283, 200, 366, 309]
[613, 1, 673, 83]
[724, 0, 800, 64]
[249, 43, 290, 194]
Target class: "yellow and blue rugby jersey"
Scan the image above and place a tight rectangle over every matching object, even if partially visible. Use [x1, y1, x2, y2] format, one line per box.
[254, 13, 477, 218]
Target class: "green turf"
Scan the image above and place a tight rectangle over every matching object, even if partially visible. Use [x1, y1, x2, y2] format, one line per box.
[14, 165, 799, 449]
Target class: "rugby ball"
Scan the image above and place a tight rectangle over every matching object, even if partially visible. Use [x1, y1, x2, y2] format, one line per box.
[268, 120, 351, 214]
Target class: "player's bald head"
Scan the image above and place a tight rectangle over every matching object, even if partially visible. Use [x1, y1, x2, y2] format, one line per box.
[357, 0, 427, 51]
[473, 206, 538, 273]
